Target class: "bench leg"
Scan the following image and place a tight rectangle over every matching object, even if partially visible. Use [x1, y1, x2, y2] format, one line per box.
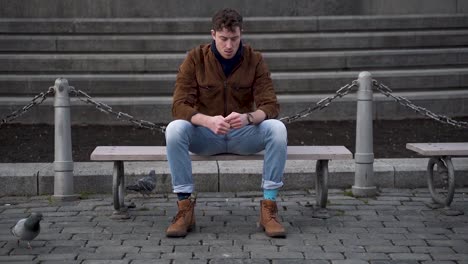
[427, 156, 455, 207]
[111, 161, 130, 219]
[315, 160, 329, 208]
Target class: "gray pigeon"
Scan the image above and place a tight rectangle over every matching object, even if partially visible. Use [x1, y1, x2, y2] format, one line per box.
[126, 170, 156, 197]
[11, 212, 43, 249]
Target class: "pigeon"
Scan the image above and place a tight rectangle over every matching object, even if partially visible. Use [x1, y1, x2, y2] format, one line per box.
[126, 169, 157, 197]
[11, 212, 43, 249]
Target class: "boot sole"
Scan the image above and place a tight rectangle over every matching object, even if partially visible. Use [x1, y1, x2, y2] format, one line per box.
[265, 231, 286, 238]
[166, 224, 195, 238]
[259, 224, 286, 238]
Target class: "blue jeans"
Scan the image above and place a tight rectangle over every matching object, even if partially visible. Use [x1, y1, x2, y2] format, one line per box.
[165, 119, 287, 193]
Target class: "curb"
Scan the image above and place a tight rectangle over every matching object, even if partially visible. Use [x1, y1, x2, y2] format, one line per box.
[1, 158, 467, 196]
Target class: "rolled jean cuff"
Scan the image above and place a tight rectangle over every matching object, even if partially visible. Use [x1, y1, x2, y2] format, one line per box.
[262, 180, 283, 190]
[173, 184, 194, 194]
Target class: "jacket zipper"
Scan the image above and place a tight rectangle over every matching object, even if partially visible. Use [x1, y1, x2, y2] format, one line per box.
[223, 80, 227, 117]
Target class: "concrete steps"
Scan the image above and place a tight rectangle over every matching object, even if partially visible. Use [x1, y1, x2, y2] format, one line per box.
[1, 0, 466, 18]
[1, 12, 468, 124]
[1, 68, 467, 96]
[2, 30, 468, 52]
[1, 14, 467, 33]
[2, 48, 468, 73]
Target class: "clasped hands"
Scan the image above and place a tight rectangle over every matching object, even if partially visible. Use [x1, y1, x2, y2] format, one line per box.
[209, 112, 249, 135]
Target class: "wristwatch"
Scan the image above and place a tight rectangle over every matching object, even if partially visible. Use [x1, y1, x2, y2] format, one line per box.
[247, 113, 254, 125]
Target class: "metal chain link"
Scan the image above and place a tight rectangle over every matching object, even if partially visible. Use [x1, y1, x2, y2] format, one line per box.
[0, 87, 55, 128]
[373, 80, 468, 129]
[278, 80, 358, 123]
[69, 87, 167, 133]
[4, 79, 464, 132]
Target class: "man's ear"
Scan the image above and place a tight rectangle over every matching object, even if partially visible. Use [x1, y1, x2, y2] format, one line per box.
[211, 29, 216, 40]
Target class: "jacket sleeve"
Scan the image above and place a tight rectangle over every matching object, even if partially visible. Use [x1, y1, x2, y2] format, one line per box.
[253, 54, 280, 119]
[171, 49, 199, 121]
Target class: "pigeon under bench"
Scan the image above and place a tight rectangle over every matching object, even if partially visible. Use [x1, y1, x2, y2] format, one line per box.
[90, 146, 353, 219]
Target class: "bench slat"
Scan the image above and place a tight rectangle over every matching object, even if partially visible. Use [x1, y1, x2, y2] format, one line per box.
[90, 146, 353, 161]
[406, 142, 468, 156]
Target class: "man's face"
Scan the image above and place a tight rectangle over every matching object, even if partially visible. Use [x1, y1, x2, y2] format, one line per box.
[211, 26, 241, 59]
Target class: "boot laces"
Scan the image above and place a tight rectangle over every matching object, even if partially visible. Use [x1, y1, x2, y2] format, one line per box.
[264, 203, 279, 222]
[172, 209, 187, 223]
[172, 200, 194, 223]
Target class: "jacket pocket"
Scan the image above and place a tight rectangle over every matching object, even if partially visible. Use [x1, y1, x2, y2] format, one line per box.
[231, 86, 253, 106]
[198, 85, 220, 102]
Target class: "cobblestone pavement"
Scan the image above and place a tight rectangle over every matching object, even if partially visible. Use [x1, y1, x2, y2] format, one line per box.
[0, 188, 467, 264]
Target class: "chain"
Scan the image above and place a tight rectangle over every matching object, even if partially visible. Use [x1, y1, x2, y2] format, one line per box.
[373, 80, 468, 129]
[0, 87, 55, 128]
[278, 80, 358, 123]
[69, 87, 167, 133]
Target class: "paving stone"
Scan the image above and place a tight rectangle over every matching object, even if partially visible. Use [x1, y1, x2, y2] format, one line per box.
[388, 253, 432, 260]
[87, 239, 122, 247]
[77, 252, 125, 260]
[139, 246, 174, 253]
[344, 253, 389, 260]
[0, 255, 36, 262]
[35, 253, 77, 261]
[391, 239, 427, 246]
[252, 251, 305, 259]
[272, 260, 329, 264]
[124, 252, 161, 260]
[365, 246, 410, 253]
[410, 246, 455, 254]
[431, 254, 468, 261]
[174, 245, 209, 253]
[81, 261, 129, 264]
[95, 245, 140, 254]
[209, 259, 269, 264]
[279, 245, 323, 252]
[370, 261, 418, 264]
[122, 239, 156, 246]
[427, 239, 468, 247]
[40, 261, 81, 264]
[304, 252, 344, 260]
[322, 245, 366, 253]
[51, 246, 96, 254]
[342, 239, 392, 246]
[332, 261, 369, 264]
[420, 261, 457, 264]
[173, 260, 207, 264]
[45, 240, 86, 247]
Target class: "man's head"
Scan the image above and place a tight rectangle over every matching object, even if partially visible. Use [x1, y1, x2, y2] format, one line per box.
[211, 8, 243, 59]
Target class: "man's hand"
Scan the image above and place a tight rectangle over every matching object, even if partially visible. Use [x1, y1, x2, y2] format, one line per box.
[225, 112, 248, 129]
[208, 115, 231, 135]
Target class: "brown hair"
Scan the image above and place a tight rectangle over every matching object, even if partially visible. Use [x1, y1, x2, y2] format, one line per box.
[212, 8, 243, 32]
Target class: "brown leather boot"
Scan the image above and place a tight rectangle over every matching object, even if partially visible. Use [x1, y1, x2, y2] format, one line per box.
[166, 197, 196, 237]
[259, 200, 286, 238]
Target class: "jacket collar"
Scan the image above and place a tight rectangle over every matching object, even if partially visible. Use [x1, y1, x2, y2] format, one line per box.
[210, 40, 244, 66]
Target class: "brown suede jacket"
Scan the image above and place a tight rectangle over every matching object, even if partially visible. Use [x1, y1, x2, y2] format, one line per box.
[171, 43, 280, 121]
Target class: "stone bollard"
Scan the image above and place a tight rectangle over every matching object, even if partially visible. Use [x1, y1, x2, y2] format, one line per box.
[53, 78, 78, 201]
[352, 72, 377, 197]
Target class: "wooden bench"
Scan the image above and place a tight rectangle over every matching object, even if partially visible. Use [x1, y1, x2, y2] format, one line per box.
[91, 145, 353, 218]
[406, 142, 468, 207]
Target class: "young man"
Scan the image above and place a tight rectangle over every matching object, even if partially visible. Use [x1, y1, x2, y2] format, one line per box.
[165, 8, 287, 238]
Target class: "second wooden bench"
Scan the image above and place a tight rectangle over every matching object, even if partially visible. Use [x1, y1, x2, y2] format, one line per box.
[406, 142, 468, 207]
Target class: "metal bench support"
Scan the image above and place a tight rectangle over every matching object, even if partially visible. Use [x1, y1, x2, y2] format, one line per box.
[427, 156, 455, 207]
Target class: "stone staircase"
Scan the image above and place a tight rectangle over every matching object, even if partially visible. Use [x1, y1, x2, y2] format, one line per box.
[1, 0, 468, 125]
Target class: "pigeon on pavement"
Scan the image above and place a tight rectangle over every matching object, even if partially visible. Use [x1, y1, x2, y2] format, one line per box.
[11, 212, 43, 249]
[126, 169, 157, 197]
